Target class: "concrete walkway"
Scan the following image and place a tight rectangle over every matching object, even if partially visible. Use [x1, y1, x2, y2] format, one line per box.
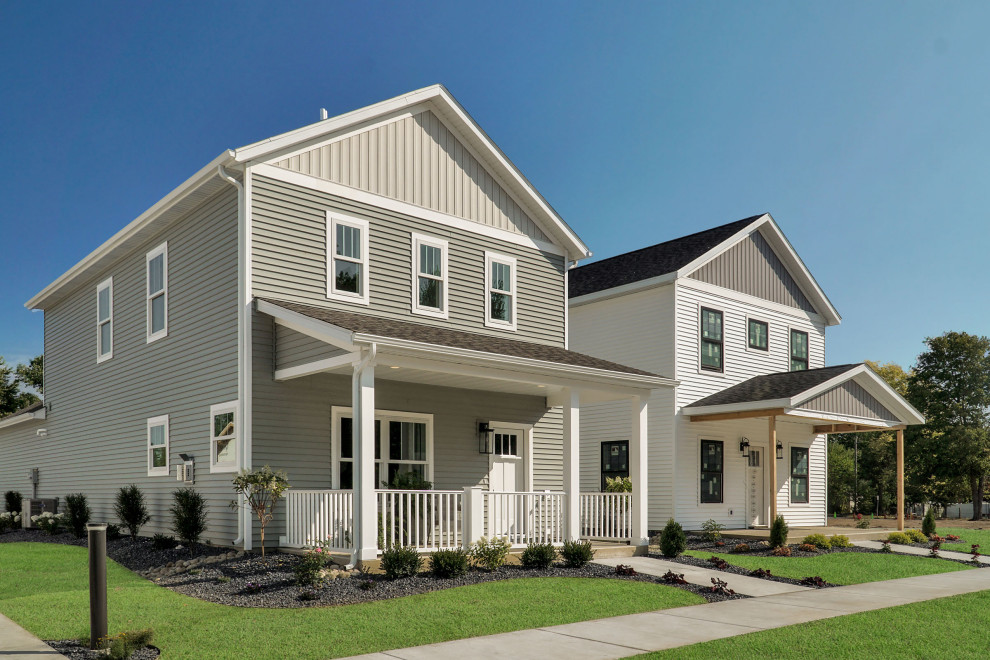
[853, 540, 990, 564]
[0, 612, 67, 659]
[592, 556, 809, 597]
[345, 567, 990, 659]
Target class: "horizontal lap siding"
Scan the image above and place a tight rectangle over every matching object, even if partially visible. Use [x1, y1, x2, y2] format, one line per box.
[5, 188, 241, 542]
[275, 325, 347, 370]
[252, 175, 566, 347]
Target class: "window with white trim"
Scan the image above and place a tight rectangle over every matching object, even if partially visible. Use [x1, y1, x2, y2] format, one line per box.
[210, 401, 238, 472]
[146, 243, 168, 342]
[790, 329, 809, 371]
[327, 213, 370, 305]
[147, 415, 169, 476]
[333, 408, 433, 489]
[485, 252, 517, 330]
[411, 233, 448, 318]
[97, 277, 113, 362]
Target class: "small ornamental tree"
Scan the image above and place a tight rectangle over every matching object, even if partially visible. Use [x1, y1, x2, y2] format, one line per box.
[659, 518, 686, 557]
[769, 515, 789, 548]
[230, 466, 290, 556]
[922, 507, 937, 537]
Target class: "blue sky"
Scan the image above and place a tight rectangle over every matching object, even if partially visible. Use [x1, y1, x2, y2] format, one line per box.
[1, 1, 986, 371]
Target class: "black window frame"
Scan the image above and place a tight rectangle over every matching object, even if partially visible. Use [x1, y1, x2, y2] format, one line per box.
[790, 329, 809, 371]
[790, 446, 809, 504]
[700, 440, 723, 504]
[600, 440, 630, 491]
[700, 307, 724, 373]
[748, 318, 769, 351]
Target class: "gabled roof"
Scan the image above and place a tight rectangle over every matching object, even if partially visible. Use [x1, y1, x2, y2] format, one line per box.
[688, 364, 864, 408]
[568, 213, 842, 325]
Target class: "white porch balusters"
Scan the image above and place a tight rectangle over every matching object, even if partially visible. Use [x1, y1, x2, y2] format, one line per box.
[353, 359, 377, 561]
[630, 394, 649, 547]
[563, 388, 581, 542]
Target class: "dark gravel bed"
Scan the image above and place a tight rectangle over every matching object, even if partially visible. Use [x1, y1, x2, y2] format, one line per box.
[44, 640, 159, 660]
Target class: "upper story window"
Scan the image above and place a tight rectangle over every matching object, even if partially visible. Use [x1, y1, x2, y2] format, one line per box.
[97, 277, 113, 362]
[210, 401, 238, 473]
[700, 307, 723, 372]
[146, 242, 168, 343]
[485, 252, 517, 331]
[790, 329, 809, 371]
[411, 233, 448, 318]
[748, 319, 768, 351]
[147, 414, 169, 477]
[327, 213, 370, 305]
[790, 446, 809, 503]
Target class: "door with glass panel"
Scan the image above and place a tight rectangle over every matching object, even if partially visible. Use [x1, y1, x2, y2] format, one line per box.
[489, 429, 524, 537]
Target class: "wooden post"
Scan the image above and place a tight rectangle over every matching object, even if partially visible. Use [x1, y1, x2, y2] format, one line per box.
[769, 415, 777, 524]
[897, 428, 905, 532]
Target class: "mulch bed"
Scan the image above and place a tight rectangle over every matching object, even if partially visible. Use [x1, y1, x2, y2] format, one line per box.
[44, 640, 159, 660]
[658, 552, 838, 588]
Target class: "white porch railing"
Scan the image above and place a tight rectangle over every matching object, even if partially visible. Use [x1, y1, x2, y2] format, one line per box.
[579, 492, 631, 541]
[282, 489, 354, 550]
[484, 491, 565, 546]
[377, 489, 463, 551]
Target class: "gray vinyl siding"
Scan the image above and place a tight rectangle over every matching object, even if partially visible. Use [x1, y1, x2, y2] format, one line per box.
[251, 174, 566, 347]
[688, 230, 816, 313]
[272, 110, 550, 242]
[275, 324, 347, 371]
[7, 188, 241, 543]
[801, 381, 898, 422]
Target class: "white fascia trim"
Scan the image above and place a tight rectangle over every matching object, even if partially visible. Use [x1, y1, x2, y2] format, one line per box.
[26, 151, 235, 310]
[790, 365, 926, 425]
[681, 399, 793, 417]
[0, 408, 46, 430]
[675, 278, 826, 326]
[255, 299, 356, 352]
[568, 273, 676, 308]
[410, 232, 449, 319]
[784, 409, 907, 428]
[253, 163, 565, 257]
[274, 352, 360, 381]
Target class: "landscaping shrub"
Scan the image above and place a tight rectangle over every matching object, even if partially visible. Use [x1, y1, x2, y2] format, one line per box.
[106, 523, 122, 541]
[731, 543, 750, 553]
[560, 539, 594, 568]
[470, 536, 511, 572]
[707, 555, 728, 570]
[802, 533, 831, 550]
[800, 576, 827, 588]
[906, 529, 928, 544]
[701, 518, 724, 543]
[32, 511, 65, 535]
[430, 548, 470, 578]
[64, 493, 91, 538]
[604, 475, 632, 492]
[749, 568, 773, 578]
[615, 564, 637, 576]
[83, 629, 154, 660]
[971, 544, 981, 563]
[4, 490, 22, 514]
[114, 485, 150, 539]
[771, 545, 792, 557]
[381, 545, 422, 579]
[886, 532, 912, 544]
[294, 547, 329, 586]
[945, 534, 961, 542]
[151, 533, 178, 551]
[0, 511, 21, 533]
[520, 542, 557, 569]
[855, 518, 871, 529]
[709, 577, 735, 595]
[659, 518, 686, 558]
[170, 488, 207, 545]
[880, 540, 892, 553]
[798, 543, 818, 553]
[660, 570, 687, 584]
[829, 534, 852, 548]
[769, 515, 788, 548]
[922, 508, 937, 537]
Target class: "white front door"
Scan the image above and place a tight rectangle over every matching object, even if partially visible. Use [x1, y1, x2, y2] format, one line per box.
[489, 429, 525, 537]
[748, 448, 766, 527]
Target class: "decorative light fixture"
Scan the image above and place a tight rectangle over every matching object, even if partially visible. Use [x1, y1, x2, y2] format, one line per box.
[739, 438, 750, 458]
[776, 440, 784, 460]
[478, 422, 494, 454]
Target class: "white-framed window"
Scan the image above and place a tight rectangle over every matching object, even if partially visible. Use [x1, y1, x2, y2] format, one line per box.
[96, 277, 113, 362]
[147, 414, 170, 477]
[146, 242, 168, 343]
[210, 401, 238, 473]
[411, 233, 448, 318]
[331, 407, 433, 489]
[485, 252, 517, 331]
[790, 328, 809, 371]
[327, 212, 370, 305]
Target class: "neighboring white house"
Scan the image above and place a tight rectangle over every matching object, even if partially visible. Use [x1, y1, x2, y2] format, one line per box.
[569, 214, 925, 532]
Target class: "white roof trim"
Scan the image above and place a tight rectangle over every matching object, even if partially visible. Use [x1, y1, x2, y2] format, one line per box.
[0, 406, 46, 430]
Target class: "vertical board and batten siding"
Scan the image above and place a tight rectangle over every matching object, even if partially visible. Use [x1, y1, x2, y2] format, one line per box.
[801, 381, 899, 422]
[275, 324, 347, 371]
[251, 175, 566, 347]
[272, 109, 550, 243]
[0, 188, 241, 542]
[252, 313, 563, 547]
[568, 286, 677, 531]
[687, 230, 816, 313]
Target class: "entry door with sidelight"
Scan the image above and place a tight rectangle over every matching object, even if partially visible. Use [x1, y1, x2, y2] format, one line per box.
[748, 448, 766, 527]
[489, 428, 525, 537]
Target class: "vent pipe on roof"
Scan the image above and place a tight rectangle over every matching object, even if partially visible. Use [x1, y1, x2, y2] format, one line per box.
[320, 108, 328, 120]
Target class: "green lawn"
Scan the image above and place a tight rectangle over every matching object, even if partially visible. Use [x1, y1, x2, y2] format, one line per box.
[0, 543, 702, 659]
[683, 549, 973, 584]
[936, 527, 990, 553]
[628, 589, 990, 659]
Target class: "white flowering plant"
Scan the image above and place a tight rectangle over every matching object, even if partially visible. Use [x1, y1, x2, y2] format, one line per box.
[0, 511, 21, 533]
[30, 511, 66, 535]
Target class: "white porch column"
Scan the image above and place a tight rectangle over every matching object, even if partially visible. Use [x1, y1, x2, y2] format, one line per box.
[563, 388, 581, 542]
[353, 363, 377, 561]
[630, 394, 649, 546]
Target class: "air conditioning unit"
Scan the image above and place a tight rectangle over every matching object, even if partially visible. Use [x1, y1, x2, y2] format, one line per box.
[23, 498, 59, 529]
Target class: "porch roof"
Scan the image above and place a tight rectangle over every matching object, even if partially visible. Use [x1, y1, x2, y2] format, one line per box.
[0, 400, 46, 429]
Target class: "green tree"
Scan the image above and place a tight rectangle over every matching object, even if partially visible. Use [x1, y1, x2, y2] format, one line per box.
[15, 355, 43, 395]
[907, 332, 990, 520]
[827, 439, 855, 514]
[0, 357, 38, 417]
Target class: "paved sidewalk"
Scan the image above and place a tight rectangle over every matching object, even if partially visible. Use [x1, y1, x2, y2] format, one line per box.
[0, 612, 67, 659]
[593, 556, 809, 597]
[344, 568, 990, 659]
[853, 540, 990, 564]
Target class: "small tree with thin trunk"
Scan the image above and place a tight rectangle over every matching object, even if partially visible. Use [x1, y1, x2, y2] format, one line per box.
[230, 466, 290, 556]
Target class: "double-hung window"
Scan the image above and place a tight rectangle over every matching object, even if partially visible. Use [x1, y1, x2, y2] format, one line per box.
[748, 319, 768, 351]
[147, 415, 169, 476]
[485, 252, 517, 330]
[790, 329, 809, 371]
[146, 243, 168, 342]
[333, 408, 432, 489]
[327, 213, 370, 305]
[210, 401, 238, 472]
[790, 447, 809, 503]
[700, 308, 723, 372]
[97, 277, 113, 362]
[411, 233, 448, 318]
[700, 440, 723, 503]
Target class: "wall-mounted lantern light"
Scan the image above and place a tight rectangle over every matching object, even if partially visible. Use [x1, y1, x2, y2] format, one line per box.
[776, 440, 784, 460]
[739, 438, 750, 458]
[478, 422, 494, 454]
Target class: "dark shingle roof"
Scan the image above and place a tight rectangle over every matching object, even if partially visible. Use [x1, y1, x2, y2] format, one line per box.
[0, 399, 44, 422]
[260, 299, 666, 379]
[687, 364, 862, 408]
[568, 215, 765, 298]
